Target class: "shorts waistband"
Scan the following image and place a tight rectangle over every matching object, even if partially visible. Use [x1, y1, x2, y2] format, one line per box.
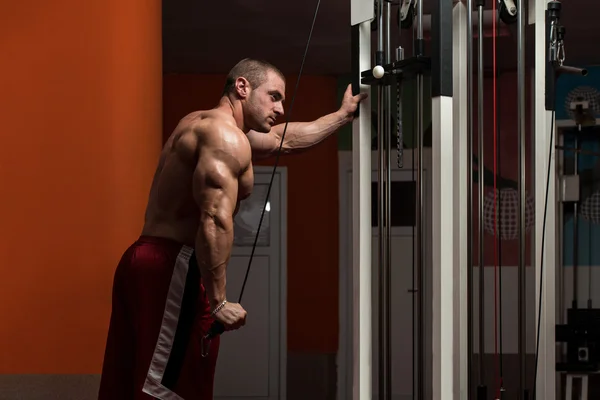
[137, 235, 192, 250]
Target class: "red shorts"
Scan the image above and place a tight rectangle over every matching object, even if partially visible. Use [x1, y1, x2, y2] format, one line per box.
[98, 235, 220, 400]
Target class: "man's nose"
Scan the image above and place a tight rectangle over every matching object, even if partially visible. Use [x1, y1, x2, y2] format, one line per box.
[275, 103, 285, 117]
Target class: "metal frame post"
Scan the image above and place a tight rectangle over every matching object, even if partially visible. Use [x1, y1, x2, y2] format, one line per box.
[533, 0, 556, 398]
[452, 1, 469, 398]
[466, 0, 475, 397]
[350, 1, 374, 398]
[517, 0, 528, 396]
[430, 0, 455, 398]
[351, 0, 458, 397]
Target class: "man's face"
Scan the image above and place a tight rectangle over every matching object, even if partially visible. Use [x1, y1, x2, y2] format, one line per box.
[244, 70, 286, 133]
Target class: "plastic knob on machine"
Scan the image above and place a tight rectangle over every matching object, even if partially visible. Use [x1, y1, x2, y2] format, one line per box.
[373, 65, 385, 79]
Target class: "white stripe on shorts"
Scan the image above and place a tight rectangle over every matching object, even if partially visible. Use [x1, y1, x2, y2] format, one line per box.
[141, 244, 193, 400]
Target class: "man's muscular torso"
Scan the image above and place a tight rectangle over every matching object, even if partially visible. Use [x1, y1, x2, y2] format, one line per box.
[141, 109, 254, 246]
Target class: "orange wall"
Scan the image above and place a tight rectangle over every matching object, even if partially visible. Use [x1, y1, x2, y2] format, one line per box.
[163, 74, 341, 353]
[0, 0, 162, 373]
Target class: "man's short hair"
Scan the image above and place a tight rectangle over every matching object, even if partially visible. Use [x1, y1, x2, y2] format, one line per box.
[223, 58, 285, 95]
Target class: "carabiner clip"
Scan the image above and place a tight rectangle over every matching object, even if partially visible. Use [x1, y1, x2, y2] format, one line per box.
[200, 334, 212, 358]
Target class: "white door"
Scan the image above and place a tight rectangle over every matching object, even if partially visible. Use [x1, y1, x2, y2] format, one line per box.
[338, 151, 432, 400]
[370, 234, 416, 400]
[369, 168, 428, 400]
[213, 166, 287, 400]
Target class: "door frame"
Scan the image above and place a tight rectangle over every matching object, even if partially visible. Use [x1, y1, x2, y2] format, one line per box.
[226, 165, 288, 399]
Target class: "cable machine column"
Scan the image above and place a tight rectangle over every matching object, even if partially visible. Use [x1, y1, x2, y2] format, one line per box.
[474, 0, 487, 396]
[466, 0, 475, 397]
[516, 0, 527, 396]
[415, 0, 425, 395]
[349, 0, 374, 398]
[430, 0, 455, 398]
[451, 1, 469, 398]
[376, 0, 392, 398]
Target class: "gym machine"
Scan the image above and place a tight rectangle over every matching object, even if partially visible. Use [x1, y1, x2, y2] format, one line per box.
[348, 0, 589, 399]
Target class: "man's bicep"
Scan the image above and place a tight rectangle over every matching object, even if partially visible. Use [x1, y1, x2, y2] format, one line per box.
[246, 130, 281, 159]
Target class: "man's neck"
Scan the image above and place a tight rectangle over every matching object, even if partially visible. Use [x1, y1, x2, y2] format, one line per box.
[216, 96, 249, 133]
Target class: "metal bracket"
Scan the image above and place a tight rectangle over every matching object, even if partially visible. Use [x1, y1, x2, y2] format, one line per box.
[570, 100, 597, 128]
[200, 336, 212, 358]
[559, 175, 580, 203]
[399, 0, 413, 21]
[351, 0, 375, 26]
[398, 0, 416, 29]
[500, 0, 517, 16]
[361, 56, 431, 87]
[499, 0, 518, 24]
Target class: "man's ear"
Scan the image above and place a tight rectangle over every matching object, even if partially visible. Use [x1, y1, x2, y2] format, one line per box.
[235, 77, 250, 99]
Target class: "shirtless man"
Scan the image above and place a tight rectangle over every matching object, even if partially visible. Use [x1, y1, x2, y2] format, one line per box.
[98, 58, 367, 400]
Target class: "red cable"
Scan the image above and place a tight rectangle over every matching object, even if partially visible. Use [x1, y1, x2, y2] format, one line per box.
[492, 1, 500, 398]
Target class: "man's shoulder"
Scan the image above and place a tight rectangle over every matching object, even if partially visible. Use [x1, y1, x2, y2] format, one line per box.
[190, 110, 242, 140]
[188, 113, 251, 164]
[198, 119, 251, 157]
[173, 109, 239, 139]
[168, 110, 246, 167]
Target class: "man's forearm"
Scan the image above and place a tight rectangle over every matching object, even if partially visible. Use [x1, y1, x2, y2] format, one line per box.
[195, 222, 232, 310]
[278, 109, 351, 153]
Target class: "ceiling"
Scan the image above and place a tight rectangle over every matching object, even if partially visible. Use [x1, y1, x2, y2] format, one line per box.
[162, 0, 600, 76]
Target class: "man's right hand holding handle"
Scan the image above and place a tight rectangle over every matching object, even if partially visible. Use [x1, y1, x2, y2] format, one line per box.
[206, 300, 247, 339]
